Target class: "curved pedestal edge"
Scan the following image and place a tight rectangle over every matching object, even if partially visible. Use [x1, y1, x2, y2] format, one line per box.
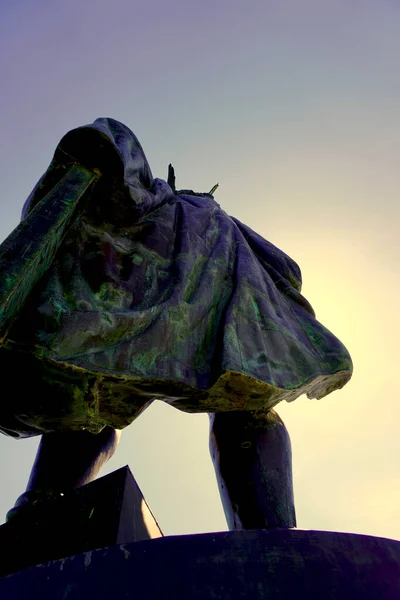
[1, 528, 399, 599]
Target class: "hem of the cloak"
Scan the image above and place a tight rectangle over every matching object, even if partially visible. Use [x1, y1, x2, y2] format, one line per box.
[0, 345, 352, 438]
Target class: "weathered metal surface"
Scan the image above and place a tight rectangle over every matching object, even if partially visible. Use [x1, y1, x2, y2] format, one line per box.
[210, 408, 296, 530]
[0, 118, 352, 437]
[0, 164, 98, 341]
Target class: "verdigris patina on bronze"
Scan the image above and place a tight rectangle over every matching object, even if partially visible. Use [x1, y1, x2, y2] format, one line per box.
[0, 118, 352, 528]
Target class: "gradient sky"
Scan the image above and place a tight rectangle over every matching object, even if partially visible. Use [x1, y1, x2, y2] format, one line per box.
[0, 0, 399, 540]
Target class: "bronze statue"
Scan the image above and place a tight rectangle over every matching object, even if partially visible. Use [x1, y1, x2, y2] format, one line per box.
[0, 118, 352, 528]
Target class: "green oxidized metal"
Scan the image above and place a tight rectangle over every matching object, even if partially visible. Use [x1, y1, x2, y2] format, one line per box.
[0, 118, 352, 437]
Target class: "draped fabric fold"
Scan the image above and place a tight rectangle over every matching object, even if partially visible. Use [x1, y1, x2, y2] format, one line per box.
[0, 118, 352, 438]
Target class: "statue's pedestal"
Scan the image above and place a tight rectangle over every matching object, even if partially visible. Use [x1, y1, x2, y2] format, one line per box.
[0, 468, 399, 599]
[0, 466, 162, 578]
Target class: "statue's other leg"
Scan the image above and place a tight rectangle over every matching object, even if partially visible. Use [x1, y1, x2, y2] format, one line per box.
[6, 427, 120, 521]
[26, 426, 121, 492]
[209, 409, 296, 530]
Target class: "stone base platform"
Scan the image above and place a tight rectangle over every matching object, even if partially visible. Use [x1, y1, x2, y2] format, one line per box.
[1, 527, 399, 599]
[0, 467, 399, 598]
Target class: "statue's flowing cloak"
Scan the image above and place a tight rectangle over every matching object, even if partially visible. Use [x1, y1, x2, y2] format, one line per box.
[0, 118, 352, 437]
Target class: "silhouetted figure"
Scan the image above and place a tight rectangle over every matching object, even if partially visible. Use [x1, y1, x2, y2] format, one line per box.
[1, 119, 352, 528]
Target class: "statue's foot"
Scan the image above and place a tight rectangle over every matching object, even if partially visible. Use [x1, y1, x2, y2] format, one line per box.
[6, 490, 66, 523]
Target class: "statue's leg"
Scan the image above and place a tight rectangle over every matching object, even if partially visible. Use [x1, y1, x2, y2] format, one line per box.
[26, 426, 121, 492]
[6, 427, 120, 521]
[209, 409, 296, 530]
